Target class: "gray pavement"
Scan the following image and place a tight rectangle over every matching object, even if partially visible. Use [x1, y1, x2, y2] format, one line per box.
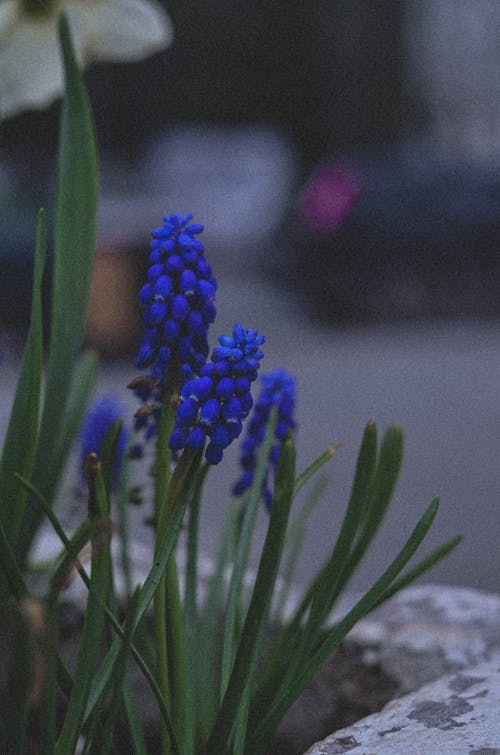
[2, 273, 499, 595]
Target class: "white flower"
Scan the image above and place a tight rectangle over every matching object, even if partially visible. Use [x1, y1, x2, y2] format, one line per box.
[0, 0, 173, 118]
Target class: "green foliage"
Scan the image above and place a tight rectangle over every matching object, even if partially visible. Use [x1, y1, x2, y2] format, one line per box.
[0, 209, 45, 558]
[18, 12, 99, 562]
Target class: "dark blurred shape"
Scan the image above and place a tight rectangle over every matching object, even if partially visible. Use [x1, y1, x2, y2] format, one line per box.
[0, 1, 412, 172]
[288, 141, 500, 321]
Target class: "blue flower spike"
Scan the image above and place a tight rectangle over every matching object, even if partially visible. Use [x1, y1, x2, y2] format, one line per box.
[132, 212, 217, 442]
[232, 368, 296, 509]
[135, 212, 216, 381]
[169, 324, 265, 464]
[79, 395, 128, 486]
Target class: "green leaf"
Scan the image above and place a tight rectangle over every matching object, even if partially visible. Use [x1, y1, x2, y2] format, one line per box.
[99, 419, 124, 497]
[196, 501, 242, 743]
[307, 420, 379, 624]
[370, 533, 463, 610]
[336, 424, 403, 593]
[0, 513, 30, 603]
[23, 11, 99, 561]
[206, 435, 296, 754]
[4, 600, 38, 755]
[55, 456, 111, 755]
[184, 464, 210, 755]
[219, 409, 278, 705]
[273, 474, 328, 624]
[293, 443, 341, 498]
[0, 209, 45, 551]
[99, 587, 142, 755]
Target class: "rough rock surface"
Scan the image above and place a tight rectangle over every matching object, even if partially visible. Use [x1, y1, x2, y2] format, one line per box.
[301, 585, 500, 754]
[347, 584, 500, 692]
[303, 657, 500, 754]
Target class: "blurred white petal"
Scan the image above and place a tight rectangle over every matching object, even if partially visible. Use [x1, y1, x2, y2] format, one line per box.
[65, 0, 174, 64]
[0, 0, 173, 119]
[0, 13, 61, 118]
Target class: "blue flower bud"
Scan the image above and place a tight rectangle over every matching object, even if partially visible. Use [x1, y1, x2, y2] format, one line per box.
[187, 426, 206, 449]
[169, 427, 188, 451]
[199, 398, 220, 426]
[171, 294, 189, 321]
[154, 275, 173, 299]
[205, 443, 223, 465]
[79, 395, 128, 486]
[180, 269, 198, 294]
[175, 398, 199, 428]
[216, 377, 234, 400]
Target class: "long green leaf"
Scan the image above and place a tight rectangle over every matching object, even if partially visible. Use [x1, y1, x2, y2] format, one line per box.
[0, 209, 45, 552]
[0, 516, 30, 603]
[99, 587, 142, 755]
[184, 464, 210, 755]
[308, 420, 378, 625]
[196, 501, 241, 743]
[219, 410, 278, 704]
[293, 443, 341, 498]
[23, 11, 98, 560]
[274, 474, 328, 625]
[4, 600, 37, 755]
[370, 533, 463, 611]
[334, 424, 403, 595]
[206, 435, 296, 754]
[56, 456, 111, 755]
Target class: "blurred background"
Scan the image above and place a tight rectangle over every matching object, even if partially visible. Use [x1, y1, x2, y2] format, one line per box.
[1, 0, 500, 594]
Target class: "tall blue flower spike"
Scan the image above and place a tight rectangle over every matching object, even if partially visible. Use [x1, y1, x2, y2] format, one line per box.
[132, 212, 217, 441]
[232, 368, 296, 509]
[169, 324, 265, 464]
[79, 394, 128, 485]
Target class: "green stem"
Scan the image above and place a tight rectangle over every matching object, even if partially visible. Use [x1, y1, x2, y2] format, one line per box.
[154, 389, 196, 755]
[154, 398, 176, 754]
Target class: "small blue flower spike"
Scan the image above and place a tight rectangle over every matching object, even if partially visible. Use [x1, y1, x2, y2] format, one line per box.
[79, 395, 128, 485]
[133, 212, 217, 441]
[135, 212, 216, 381]
[169, 324, 265, 464]
[232, 368, 296, 509]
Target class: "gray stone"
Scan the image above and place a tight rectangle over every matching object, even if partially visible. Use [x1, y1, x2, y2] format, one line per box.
[301, 585, 500, 754]
[347, 584, 500, 693]
[303, 657, 500, 754]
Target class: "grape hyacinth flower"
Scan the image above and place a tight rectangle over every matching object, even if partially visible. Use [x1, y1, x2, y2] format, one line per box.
[133, 212, 217, 440]
[169, 324, 265, 464]
[232, 368, 296, 509]
[79, 394, 128, 485]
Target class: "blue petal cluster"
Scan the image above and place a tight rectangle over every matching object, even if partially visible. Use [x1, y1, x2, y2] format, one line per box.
[169, 324, 265, 464]
[136, 212, 216, 381]
[232, 368, 296, 509]
[79, 395, 128, 485]
[133, 212, 216, 440]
